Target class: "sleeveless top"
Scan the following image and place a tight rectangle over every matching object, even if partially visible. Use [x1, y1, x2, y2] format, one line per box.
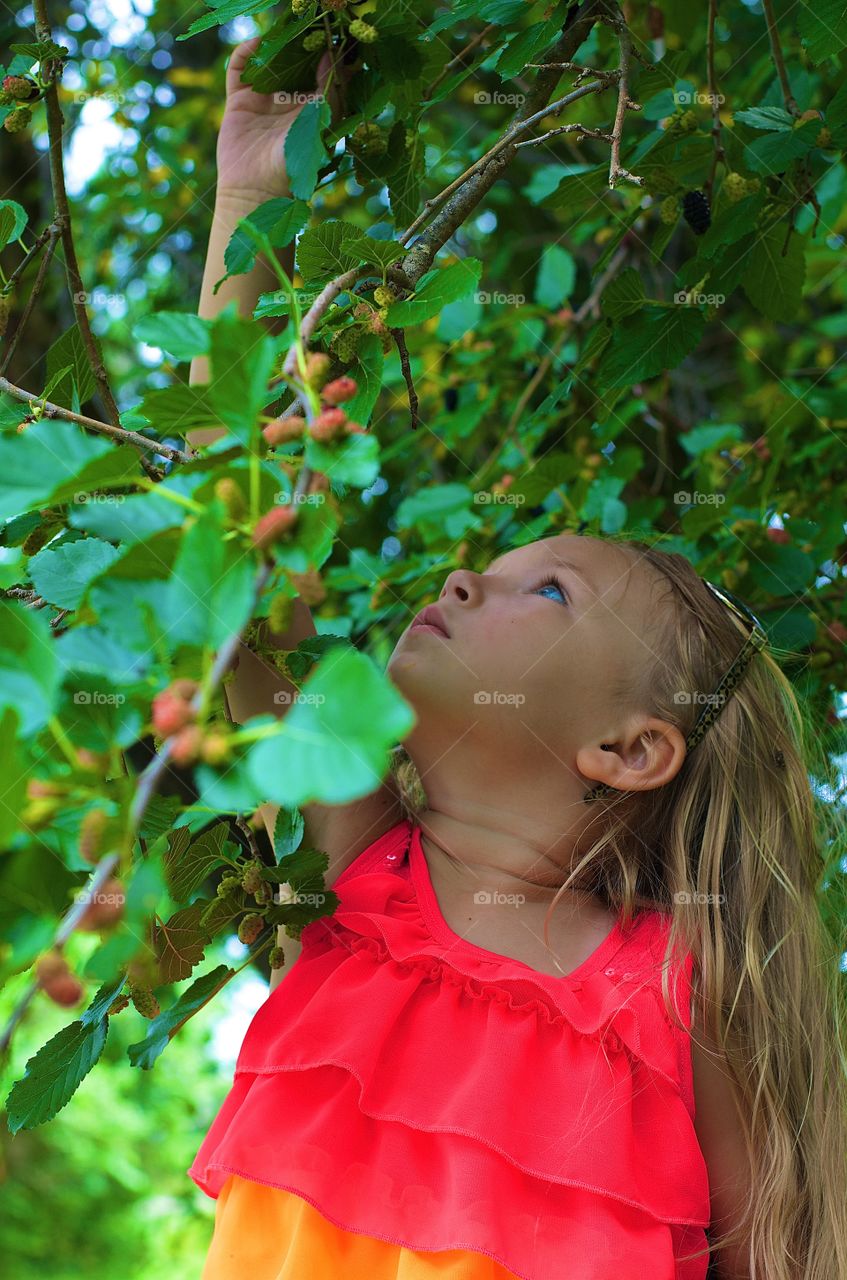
[189, 819, 712, 1280]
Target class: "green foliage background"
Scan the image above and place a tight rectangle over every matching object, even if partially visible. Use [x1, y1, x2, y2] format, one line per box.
[1, 0, 847, 1272]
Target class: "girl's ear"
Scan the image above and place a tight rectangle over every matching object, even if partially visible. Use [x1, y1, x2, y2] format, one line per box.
[575, 720, 687, 794]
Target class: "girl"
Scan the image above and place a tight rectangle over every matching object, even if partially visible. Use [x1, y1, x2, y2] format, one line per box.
[186, 42, 847, 1280]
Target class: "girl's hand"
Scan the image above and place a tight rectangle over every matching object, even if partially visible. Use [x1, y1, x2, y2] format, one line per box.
[216, 36, 350, 202]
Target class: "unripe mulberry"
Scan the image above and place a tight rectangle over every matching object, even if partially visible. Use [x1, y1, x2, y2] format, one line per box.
[351, 121, 388, 158]
[238, 913, 265, 945]
[373, 284, 397, 308]
[254, 882, 273, 906]
[302, 30, 326, 52]
[321, 0, 347, 9]
[304, 351, 331, 387]
[263, 415, 306, 446]
[321, 376, 358, 405]
[252, 504, 298, 550]
[2, 74, 38, 101]
[678, 109, 698, 132]
[129, 981, 160, 1019]
[169, 724, 204, 765]
[288, 567, 327, 606]
[217, 871, 243, 898]
[349, 18, 377, 41]
[268, 593, 295, 633]
[4, 106, 32, 133]
[659, 196, 679, 224]
[291, 0, 311, 12]
[309, 407, 347, 442]
[108, 993, 130, 1015]
[816, 127, 832, 149]
[241, 861, 265, 895]
[80, 807, 109, 863]
[284, 922, 304, 942]
[353, 302, 372, 320]
[722, 172, 747, 203]
[329, 326, 361, 362]
[214, 477, 246, 519]
[744, 177, 760, 195]
[200, 730, 231, 765]
[269, 945, 286, 969]
[77, 877, 126, 931]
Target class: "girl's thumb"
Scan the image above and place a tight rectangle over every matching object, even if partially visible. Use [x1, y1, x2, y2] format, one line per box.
[225, 36, 263, 96]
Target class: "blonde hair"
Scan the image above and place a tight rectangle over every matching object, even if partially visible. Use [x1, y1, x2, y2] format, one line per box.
[389, 531, 847, 1279]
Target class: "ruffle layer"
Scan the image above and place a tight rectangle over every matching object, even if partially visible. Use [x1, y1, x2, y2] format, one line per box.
[189, 822, 711, 1280]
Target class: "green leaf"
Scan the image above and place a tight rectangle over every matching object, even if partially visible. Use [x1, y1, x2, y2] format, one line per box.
[596, 305, 706, 389]
[296, 220, 369, 280]
[495, 16, 563, 79]
[45, 324, 101, 411]
[5, 975, 125, 1133]
[0, 198, 27, 248]
[163, 822, 231, 902]
[165, 507, 256, 649]
[245, 646, 416, 806]
[9, 39, 68, 61]
[304, 427, 380, 487]
[534, 244, 576, 309]
[137, 382, 219, 435]
[284, 95, 332, 200]
[748, 543, 816, 597]
[344, 333, 385, 426]
[394, 482, 481, 539]
[127, 965, 235, 1069]
[207, 305, 278, 443]
[28, 537, 121, 610]
[153, 903, 210, 983]
[274, 806, 305, 860]
[177, 0, 276, 39]
[744, 119, 819, 174]
[385, 258, 483, 326]
[0, 601, 61, 736]
[600, 268, 646, 319]
[733, 106, 795, 131]
[799, 0, 847, 63]
[222, 196, 310, 279]
[133, 312, 211, 363]
[0, 707, 27, 845]
[356, 234, 407, 269]
[742, 223, 806, 322]
[679, 423, 743, 456]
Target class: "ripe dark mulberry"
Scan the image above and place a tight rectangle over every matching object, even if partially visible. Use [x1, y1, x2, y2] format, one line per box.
[681, 190, 711, 235]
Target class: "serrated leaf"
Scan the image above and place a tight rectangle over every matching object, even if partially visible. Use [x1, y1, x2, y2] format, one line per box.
[0, 601, 60, 737]
[28, 537, 121, 610]
[744, 119, 819, 174]
[385, 258, 483, 326]
[733, 106, 795, 131]
[596, 305, 706, 389]
[133, 312, 211, 363]
[296, 220, 369, 280]
[152, 903, 210, 983]
[127, 965, 235, 1069]
[5, 976, 125, 1133]
[304, 428, 380, 487]
[164, 506, 256, 649]
[742, 223, 806, 321]
[274, 807, 305, 860]
[45, 324, 100, 411]
[0, 198, 27, 248]
[177, 0, 276, 39]
[137, 382, 219, 435]
[207, 306, 278, 443]
[344, 333, 384, 426]
[164, 821, 230, 902]
[284, 95, 332, 200]
[198, 890, 244, 938]
[245, 646, 416, 806]
[222, 196, 310, 280]
[600, 268, 646, 319]
[799, 0, 847, 63]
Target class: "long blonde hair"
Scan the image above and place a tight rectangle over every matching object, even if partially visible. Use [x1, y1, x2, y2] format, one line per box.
[390, 532, 847, 1279]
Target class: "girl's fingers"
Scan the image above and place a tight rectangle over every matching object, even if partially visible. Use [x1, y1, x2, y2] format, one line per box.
[225, 36, 263, 98]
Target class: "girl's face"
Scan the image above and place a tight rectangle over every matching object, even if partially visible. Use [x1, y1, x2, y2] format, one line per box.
[387, 533, 683, 811]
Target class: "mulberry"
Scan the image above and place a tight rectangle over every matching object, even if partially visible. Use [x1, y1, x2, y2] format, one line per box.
[251, 504, 299, 550]
[681, 189, 711, 234]
[200, 730, 231, 765]
[321, 375, 358, 405]
[349, 18, 377, 42]
[79, 807, 109, 863]
[268, 593, 295, 633]
[722, 172, 747, 203]
[744, 177, 760, 195]
[373, 284, 397, 308]
[329, 325, 362, 362]
[351, 121, 388, 158]
[108, 993, 130, 1015]
[0, 293, 9, 337]
[678, 109, 698, 133]
[304, 350, 331, 387]
[214, 477, 246, 520]
[217, 871, 243, 898]
[302, 30, 326, 52]
[269, 945, 286, 969]
[129, 982, 160, 1019]
[659, 196, 680, 224]
[4, 106, 32, 133]
[241, 860, 265, 895]
[816, 127, 832, 149]
[238, 913, 265, 945]
[309, 407, 347, 442]
[2, 74, 38, 101]
[291, 0, 311, 10]
[263, 415, 306, 446]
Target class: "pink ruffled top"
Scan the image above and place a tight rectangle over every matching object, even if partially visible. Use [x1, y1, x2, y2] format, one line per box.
[189, 819, 712, 1280]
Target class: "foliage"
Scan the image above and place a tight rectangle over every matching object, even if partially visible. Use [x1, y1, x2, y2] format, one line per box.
[0, 0, 846, 1166]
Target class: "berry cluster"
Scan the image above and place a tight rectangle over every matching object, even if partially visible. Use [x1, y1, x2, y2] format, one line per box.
[151, 678, 232, 765]
[722, 172, 761, 203]
[296, 1, 378, 53]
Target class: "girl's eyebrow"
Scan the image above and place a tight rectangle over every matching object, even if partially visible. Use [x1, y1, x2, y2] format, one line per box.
[486, 554, 597, 599]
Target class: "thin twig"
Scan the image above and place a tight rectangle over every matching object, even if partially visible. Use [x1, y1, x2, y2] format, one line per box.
[1, 218, 61, 297]
[0, 377, 194, 462]
[425, 23, 499, 101]
[608, 23, 643, 188]
[704, 0, 726, 200]
[515, 123, 614, 149]
[761, 0, 799, 117]
[391, 328, 421, 430]
[0, 227, 61, 377]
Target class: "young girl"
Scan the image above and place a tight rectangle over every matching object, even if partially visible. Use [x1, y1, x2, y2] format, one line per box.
[186, 43, 847, 1280]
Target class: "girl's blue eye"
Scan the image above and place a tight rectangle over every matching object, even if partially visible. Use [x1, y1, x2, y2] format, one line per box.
[534, 574, 570, 606]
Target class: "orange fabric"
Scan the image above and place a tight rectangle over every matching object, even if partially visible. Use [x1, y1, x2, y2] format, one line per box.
[201, 1172, 522, 1280]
